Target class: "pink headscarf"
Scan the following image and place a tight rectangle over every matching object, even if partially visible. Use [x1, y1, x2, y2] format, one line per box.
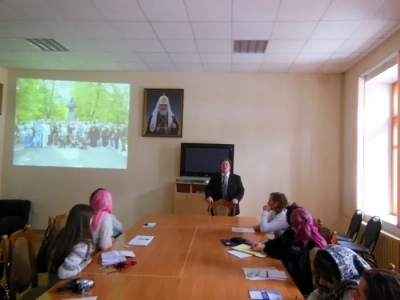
[290, 208, 327, 248]
[90, 189, 113, 232]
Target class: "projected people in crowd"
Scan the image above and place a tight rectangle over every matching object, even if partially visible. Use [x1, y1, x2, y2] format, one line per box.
[146, 94, 179, 135]
[66, 98, 77, 123]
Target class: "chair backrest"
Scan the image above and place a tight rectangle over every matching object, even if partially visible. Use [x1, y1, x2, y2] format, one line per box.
[1, 225, 38, 299]
[346, 209, 363, 241]
[360, 216, 382, 252]
[208, 200, 236, 216]
[48, 213, 68, 237]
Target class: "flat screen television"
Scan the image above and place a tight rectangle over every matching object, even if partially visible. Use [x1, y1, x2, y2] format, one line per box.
[180, 143, 235, 178]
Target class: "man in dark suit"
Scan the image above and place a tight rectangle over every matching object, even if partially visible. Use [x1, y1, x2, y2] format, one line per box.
[205, 158, 245, 216]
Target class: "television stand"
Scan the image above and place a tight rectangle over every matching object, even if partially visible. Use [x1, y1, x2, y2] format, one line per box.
[174, 181, 209, 215]
[176, 176, 210, 184]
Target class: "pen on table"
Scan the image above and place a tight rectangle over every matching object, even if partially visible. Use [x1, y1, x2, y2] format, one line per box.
[144, 223, 148, 226]
[266, 270, 269, 278]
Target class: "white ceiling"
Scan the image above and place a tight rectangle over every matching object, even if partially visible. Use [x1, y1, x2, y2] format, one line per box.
[0, 0, 400, 73]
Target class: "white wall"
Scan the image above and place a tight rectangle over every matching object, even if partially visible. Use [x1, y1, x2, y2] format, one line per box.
[0, 66, 8, 197]
[342, 27, 400, 232]
[1, 70, 342, 229]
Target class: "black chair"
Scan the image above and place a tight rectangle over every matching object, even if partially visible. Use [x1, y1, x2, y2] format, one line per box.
[0, 200, 32, 237]
[338, 216, 382, 265]
[337, 209, 363, 242]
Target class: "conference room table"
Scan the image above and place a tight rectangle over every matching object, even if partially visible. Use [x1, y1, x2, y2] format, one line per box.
[38, 213, 304, 300]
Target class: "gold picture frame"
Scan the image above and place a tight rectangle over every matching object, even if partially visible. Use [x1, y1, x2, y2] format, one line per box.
[142, 88, 184, 138]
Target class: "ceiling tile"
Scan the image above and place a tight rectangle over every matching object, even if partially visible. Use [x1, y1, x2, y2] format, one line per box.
[74, 21, 117, 38]
[317, 63, 350, 73]
[93, 62, 123, 70]
[0, 38, 41, 51]
[260, 63, 291, 72]
[290, 63, 322, 73]
[92, 0, 147, 21]
[277, 0, 331, 21]
[200, 53, 231, 64]
[161, 40, 198, 53]
[87, 39, 130, 52]
[175, 63, 203, 72]
[169, 53, 200, 63]
[232, 64, 261, 72]
[301, 40, 345, 54]
[271, 22, 317, 40]
[147, 62, 176, 71]
[263, 53, 298, 64]
[322, 0, 384, 21]
[3, 0, 64, 20]
[327, 53, 359, 64]
[266, 40, 306, 53]
[102, 52, 142, 62]
[65, 62, 98, 70]
[295, 53, 331, 64]
[2, 21, 84, 38]
[49, 0, 104, 21]
[311, 21, 362, 39]
[232, 53, 264, 64]
[0, 23, 14, 37]
[0, 3, 21, 20]
[109, 22, 157, 39]
[120, 62, 149, 71]
[203, 63, 231, 72]
[196, 40, 231, 53]
[232, 22, 274, 40]
[350, 20, 399, 39]
[185, 0, 231, 22]
[138, 53, 171, 63]
[54, 39, 98, 52]
[336, 38, 384, 53]
[191, 22, 231, 39]
[233, 0, 280, 21]
[124, 40, 164, 52]
[371, 0, 400, 21]
[137, 0, 188, 21]
[152, 22, 193, 39]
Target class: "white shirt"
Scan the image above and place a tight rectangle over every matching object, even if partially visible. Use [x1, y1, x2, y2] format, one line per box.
[92, 213, 113, 250]
[259, 209, 289, 238]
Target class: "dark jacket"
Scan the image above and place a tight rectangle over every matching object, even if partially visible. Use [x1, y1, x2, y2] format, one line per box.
[205, 173, 245, 215]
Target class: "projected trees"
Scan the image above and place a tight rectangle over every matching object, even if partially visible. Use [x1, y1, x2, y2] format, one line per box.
[15, 78, 130, 124]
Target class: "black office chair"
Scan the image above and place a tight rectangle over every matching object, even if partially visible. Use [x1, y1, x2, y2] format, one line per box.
[338, 216, 382, 265]
[337, 209, 363, 242]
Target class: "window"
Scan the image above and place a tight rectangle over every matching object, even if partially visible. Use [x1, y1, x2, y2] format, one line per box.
[392, 82, 398, 215]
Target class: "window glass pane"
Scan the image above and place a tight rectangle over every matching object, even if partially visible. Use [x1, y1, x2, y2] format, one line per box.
[393, 148, 398, 215]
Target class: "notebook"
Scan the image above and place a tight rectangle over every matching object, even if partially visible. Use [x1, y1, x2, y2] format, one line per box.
[248, 290, 283, 300]
[143, 223, 156, 228]
[128, 235, 155, 246]
[231, 244, 267, 258]
[227, 250, 251, 258]
[243, 267, 287, 280]
[101, 250, 135, 266]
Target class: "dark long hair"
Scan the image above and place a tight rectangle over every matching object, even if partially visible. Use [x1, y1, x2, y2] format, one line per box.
[49, 204, 94, 272]
[363, 269, 400, 300]
[314, 250, 341, 284]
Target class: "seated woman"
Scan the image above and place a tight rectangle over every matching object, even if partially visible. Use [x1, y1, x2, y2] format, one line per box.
[90, 188, 114, 250]
[90, 188, 123, 238]
[251, 205, 303, 278]
[308, 244, 371, 300]
[253, 192, 289, 238]
[47, 204, 95, 288]
[352, 269, 400, 300]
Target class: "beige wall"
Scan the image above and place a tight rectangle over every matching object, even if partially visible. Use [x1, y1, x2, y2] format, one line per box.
[0, 67, 8, 197]
[2, 70, 342, 229]
[342, 28, 400, 232]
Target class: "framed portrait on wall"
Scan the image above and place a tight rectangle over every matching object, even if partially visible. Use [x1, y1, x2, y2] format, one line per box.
[142, 88, 184, 138]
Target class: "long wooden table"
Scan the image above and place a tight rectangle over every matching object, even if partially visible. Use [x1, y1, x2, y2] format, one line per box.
[39, 213, 304, 300]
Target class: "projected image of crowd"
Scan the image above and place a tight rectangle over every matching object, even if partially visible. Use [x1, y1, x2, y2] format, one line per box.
[15, 120, 127, 152]
[13, 78, 130, 169]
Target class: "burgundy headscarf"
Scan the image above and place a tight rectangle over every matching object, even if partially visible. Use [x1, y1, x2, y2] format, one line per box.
[90, 189, 113, 232]
[290, 208, 327, 248]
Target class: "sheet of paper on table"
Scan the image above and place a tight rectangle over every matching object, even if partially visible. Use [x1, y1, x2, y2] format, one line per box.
[231, 227, 255, 233]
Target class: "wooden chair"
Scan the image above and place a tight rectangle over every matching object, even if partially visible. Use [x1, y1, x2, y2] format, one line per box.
[48, 213, 68, 237]
[208, 199, 236, 216]
[1, 225, 48, 300]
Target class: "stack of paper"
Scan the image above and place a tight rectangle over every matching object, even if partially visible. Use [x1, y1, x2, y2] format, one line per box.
[128, 235, 155, 246]
[231, 244, 267, 258]
[249, 290, 283, 300]
[231, 227, 255, 233]
[243, 267, 287, 281]
[227, 250, 252, 258]
[101, 250, 135, 266]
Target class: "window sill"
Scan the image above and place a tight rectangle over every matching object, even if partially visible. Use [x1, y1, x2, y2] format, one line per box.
[364, 213, 400, 237]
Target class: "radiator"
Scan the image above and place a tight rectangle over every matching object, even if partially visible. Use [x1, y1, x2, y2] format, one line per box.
[359, 225, 400, 272]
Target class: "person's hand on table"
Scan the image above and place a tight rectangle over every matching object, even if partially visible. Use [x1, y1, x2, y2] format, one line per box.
[231, 199, 239, 205]
[253, 225, 261, 232]
[250, 241, 265, 252]
[206, 197, 214, 204]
